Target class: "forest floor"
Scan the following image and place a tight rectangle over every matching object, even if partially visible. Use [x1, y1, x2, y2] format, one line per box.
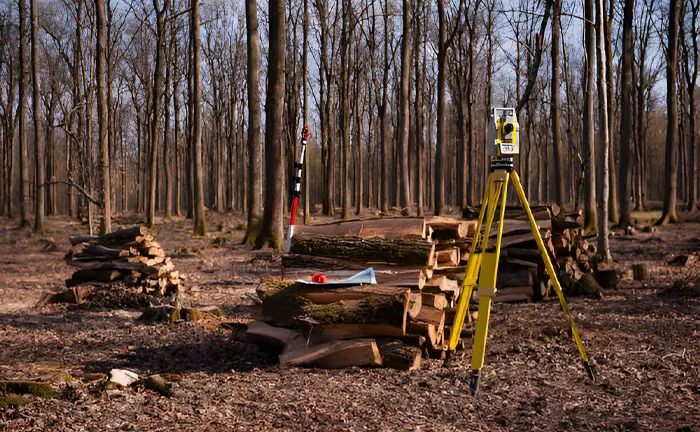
[0, 210, 698, 431]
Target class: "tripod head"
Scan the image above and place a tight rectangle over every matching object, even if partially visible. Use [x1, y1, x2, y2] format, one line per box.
[489, 107, 519, 156]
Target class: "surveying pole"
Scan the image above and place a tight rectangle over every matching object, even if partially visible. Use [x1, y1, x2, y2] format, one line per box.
[444, 108, 595, 395]
[285, 125, 311, 254]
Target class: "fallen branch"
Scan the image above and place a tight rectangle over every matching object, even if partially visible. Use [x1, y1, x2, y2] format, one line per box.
[45, 181, 102, 206]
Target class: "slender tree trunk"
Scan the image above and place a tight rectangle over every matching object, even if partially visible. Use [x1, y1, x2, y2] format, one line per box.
[18, 0, 30, 228]
[255, 0, 285, 249]
[550, 0, 565, 208]
[415, 0, 424, 217]
[192, 0, 206, 235]
[595, 0, 611, 260]
[302, 0, 310, 224]
[30, 0, 44, 233]
[583, 0, 597, 231]
[340, 0, 351, 220]
[618, 0, 634, 228]
[605, 0, 618, 223]
[95, 0, 111, 233]
[148, 0, 169, 228]
[243, 0, 263, 244]
[658, 0, 681, 224]
[399, 0, 412, 214]
[435, 0, 447, 215]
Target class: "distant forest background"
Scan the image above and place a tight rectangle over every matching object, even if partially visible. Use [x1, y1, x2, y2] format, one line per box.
[0, 0, 695, 250]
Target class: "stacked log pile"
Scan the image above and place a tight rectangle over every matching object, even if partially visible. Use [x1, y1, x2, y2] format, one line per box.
[250, 209, 596, 370]
[64, 226, 183, 297]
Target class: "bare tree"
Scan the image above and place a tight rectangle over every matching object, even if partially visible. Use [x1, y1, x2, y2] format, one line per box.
[243, 0, 262, 244]
[95, 0, 111, 233]
[550, 0, 564, 208]
[255, 0, 286, 249]
[398, 0, 411, 214]
[18, 0, 29, 228]
[595, 0, 611, 260]
[191, 0, 206, 235]
[658, 0, 681, 224]
[583, 0, 597, 232]
[618, 0, 635, 228]
[30, 0, 44, 233]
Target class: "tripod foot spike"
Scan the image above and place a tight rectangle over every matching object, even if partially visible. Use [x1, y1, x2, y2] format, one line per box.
[443, 350, 456, 368]
[470, 370, 481, 395]
[584, 361, 596, 380]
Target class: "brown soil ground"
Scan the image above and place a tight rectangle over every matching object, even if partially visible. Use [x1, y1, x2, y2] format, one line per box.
[0, 212, 698, 431]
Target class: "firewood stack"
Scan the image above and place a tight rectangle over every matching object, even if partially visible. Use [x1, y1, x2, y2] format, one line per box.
[64, 226, 183, 297]
[248, 209, 595, 370]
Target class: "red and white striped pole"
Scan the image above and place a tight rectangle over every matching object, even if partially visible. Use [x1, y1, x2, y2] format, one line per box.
[285, 124, 310, 254]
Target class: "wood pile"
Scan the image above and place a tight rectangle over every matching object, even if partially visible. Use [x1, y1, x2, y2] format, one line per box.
[64, 226, 183, 297]
[248, 209, 597, 370]
[462, 205, 601, 298]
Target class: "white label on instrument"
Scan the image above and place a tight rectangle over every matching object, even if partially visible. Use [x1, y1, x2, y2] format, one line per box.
[501, 144, 515, 153]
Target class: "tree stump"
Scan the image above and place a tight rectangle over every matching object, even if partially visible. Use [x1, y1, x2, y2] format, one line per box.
[595, 269, 618, 289]
[632, 264, 650, 281]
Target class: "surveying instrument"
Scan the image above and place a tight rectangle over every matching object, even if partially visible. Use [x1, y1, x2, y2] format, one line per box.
[445, 107, 596, 394]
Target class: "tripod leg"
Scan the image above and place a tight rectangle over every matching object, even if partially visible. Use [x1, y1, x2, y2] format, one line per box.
[446, 177, 497, 355]
[470, 171, 509, 395]
[509, 170, 595, 380]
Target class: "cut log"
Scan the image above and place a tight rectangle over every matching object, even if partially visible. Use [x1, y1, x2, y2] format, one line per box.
[406, 321, 440, 349]
[99, 226, 149, 243]
[496, 268, 533, 289]
[376, 339, 422, 371]
[407, 293, 422, 319]
[36, 285, 94, 307]
[294, 218, 427, 240]
[66, 269, 123, 286]
[245, 320, 306, 353]
[308, 323, 406, 342]
[414, 306, 445, 327]
[493, 293, 531, 303]
[421, 293, 448, 310]
[69, 235, 99, 246]
[290, 233, 435, 266]
[258, 283, 410, 331]
[497, 285, 534, 297]
[425, 216, 475, 239]
[281, 254, 369, 270]
[422, 276, 459, 295]
[462, 205, 552, 221]
[279, 338, 382, 368]
[632, 263, 650, 281]
[433, 247, 460, 269]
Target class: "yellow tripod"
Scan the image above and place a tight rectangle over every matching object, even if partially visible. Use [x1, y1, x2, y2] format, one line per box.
[445, 158, 595, 394]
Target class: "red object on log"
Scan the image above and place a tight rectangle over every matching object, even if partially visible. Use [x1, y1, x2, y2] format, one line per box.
[312, 274, 328, 284]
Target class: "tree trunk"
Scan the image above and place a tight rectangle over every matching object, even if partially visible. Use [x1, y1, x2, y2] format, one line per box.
[148, 0, 168, 228]
[415, 0, 424, 217]
[583, 0, 597, 232]
[550, 0, 565, 208]
[435, 0, 447, 216]
[595, 0, 611, 261]
[255, 0, 285, 249]
[302, 0, 310, 224]
[604, 0, 618, 223]
[18, 0, 29, 228]
[618, 0, 634, 228]
[243, 0, 263, 243]
[192, 0, 206, 235]
[399, 0, 412, 214]
[658, 0, 681, 224]
[31, 0, 44, 233]
[95, 0, 111, 233]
